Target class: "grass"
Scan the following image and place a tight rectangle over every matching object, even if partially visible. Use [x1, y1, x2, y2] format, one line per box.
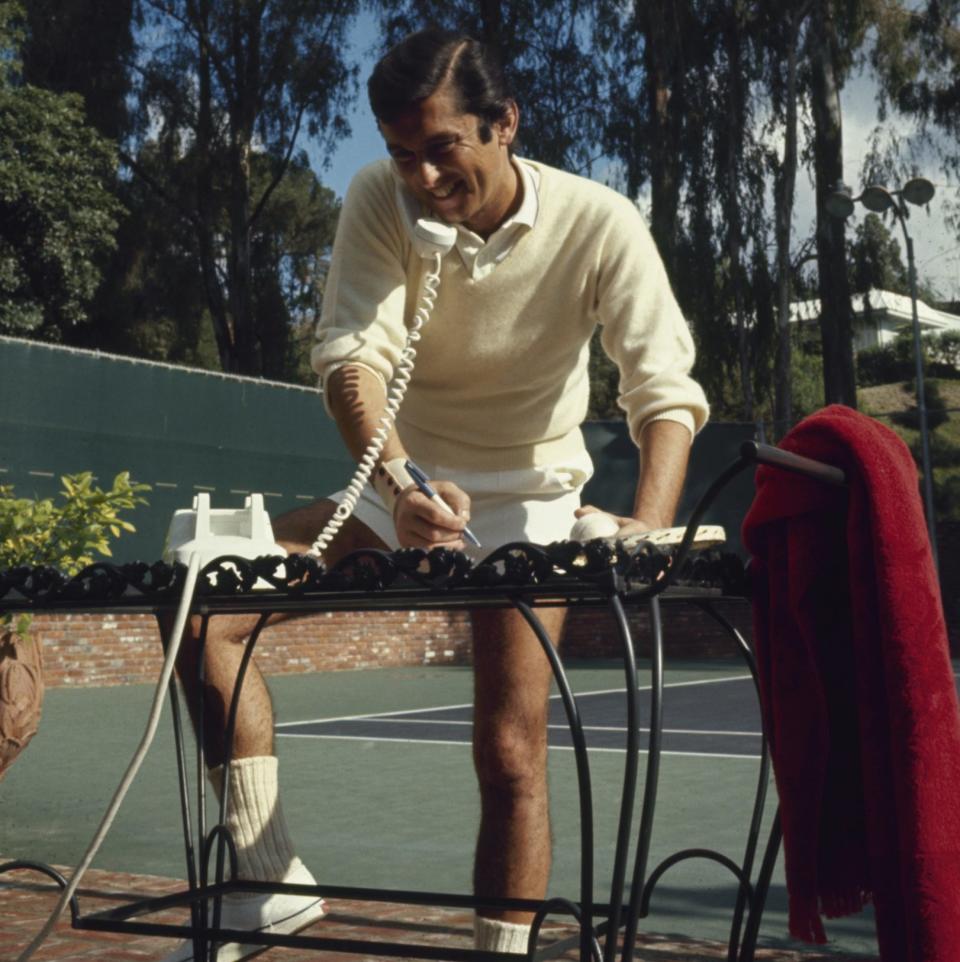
[858, 378, 960, 517]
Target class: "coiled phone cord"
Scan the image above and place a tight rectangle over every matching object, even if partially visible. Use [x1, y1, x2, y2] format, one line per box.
[308, 252, 443, 559]
[16, 252, 442, 959]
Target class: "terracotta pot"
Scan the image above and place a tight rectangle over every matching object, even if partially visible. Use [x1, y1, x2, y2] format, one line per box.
[0, 629, 44, 780]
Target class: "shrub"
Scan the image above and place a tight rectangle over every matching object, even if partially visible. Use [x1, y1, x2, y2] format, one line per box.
[935, 474, 960, 522]
[0, 472, 149, 637]
[927, 331, 960, 376]
[893, 380, 949, 431]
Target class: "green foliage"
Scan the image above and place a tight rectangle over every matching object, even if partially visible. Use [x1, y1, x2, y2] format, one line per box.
[935, 474, 960, 522]
[928, 330, 960, 371]
[789, 340, 827, 421]
[586, 329, 621, 420]
[70, 143, 222, 368]
[857, 341, 914, 385]
[0, 472, 149, 639]
[133, 0, 358, 376]
[0, 472, 149, 574]
[0, 30, 123, 338]
[858, 329, 960, 386]
[848, 213, 909, 295]
[20, 0, 134, 142]
[0, 1, 24, 83]
[894, 378, 949, 430]
[922, 430, 960, 469]
[250, 152, 341, 381]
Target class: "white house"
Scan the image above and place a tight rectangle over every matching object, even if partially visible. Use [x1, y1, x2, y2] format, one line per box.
[790, 289, 960, 352]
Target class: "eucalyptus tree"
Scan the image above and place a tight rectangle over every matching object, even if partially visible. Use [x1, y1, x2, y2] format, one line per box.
[866, 0, 960, 256]
[759, 0, 813, 430]
[133, 0, 358, 375]
[808, 0, 860, 407]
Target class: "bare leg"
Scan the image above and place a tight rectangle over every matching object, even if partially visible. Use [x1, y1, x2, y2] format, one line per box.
[160, 499, 389, 765]
[472, 606, 567, 923]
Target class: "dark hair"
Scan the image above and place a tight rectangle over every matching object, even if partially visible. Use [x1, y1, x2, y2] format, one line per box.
[368, 27, 512, 142]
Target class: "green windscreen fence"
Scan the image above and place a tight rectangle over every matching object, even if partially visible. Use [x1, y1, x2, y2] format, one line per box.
[1, 336, 756, 562]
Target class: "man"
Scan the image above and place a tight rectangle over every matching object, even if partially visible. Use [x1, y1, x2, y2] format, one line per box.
[163, 26, 708, 962]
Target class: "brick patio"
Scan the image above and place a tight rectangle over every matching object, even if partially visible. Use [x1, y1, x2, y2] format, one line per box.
[0, 861, 876, 962]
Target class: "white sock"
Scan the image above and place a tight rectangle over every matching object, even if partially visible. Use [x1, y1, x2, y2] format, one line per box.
[474, 916, 531, 953]
[209, 755, 297, 882]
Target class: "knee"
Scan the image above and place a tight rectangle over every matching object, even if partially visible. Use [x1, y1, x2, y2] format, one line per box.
[474, 720, 547, 800]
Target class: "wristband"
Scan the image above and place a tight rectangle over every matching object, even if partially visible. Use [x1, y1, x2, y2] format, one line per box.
[372, 457, 416, 517]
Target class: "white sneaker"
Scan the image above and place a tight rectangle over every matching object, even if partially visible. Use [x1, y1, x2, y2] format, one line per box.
[160, 859, 327, 962]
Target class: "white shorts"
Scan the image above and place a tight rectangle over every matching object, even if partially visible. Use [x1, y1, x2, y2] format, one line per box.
[330, 452, 595, 560]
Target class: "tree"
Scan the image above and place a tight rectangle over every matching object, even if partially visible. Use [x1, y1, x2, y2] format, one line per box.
[247, 151, 341, 380]
[848, 212, 910, 295]
[69, 140, 218, 366]
[0, 2, 123, 339]
[867, 0, 960, 263]
[71, 142, 340, 382]
[20, 0, 135, 143]
[809, 0, 858, 408]
[132, 0, 358, 375]
[765, 0, 813, 431]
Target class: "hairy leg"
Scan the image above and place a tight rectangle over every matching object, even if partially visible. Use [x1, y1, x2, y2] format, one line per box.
[160, 499, 389, 765]
[471, 606, 568, 923]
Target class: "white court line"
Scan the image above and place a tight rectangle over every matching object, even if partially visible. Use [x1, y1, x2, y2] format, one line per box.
[274, 674, 753, 729]
[275, 731, 758, 761]
[315, 718, 762, 738]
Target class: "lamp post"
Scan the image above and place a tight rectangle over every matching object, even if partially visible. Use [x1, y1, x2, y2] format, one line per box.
[826, 178, 939, 573]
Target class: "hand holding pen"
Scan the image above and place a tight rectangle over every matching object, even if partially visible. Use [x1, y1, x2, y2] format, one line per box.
[405, 460, 482, 548]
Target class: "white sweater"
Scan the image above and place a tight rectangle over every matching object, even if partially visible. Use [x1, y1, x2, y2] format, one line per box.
[312, 158, 708, 472]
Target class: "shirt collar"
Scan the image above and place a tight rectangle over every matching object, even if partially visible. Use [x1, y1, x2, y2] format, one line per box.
[455, 158, 540, 247]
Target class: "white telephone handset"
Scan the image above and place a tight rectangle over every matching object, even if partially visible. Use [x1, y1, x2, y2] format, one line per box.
[395, 184, 457, 258]
[307, 185, 455, 558]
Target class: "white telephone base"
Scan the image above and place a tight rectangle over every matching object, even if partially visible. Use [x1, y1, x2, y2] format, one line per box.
[163, 493, 286, 588]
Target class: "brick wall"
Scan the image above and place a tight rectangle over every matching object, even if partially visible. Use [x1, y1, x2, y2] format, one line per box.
[29, 599, 755, 689]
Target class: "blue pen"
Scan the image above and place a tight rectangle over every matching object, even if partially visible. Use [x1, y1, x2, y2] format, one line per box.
[405, 460, 482, 548]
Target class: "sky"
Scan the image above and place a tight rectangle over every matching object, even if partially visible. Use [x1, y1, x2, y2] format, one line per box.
[312, 13, 960, 302]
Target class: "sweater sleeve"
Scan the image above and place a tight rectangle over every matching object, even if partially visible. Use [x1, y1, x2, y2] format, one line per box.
[595, 198, 709, 445]
[311, 162, 414, 406]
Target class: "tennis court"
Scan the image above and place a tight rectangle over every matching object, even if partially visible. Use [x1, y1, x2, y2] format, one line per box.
[1, 659, 902, 959]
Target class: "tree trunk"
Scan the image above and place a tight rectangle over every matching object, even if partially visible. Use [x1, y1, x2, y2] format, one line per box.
[227, 3, 260, 375]
[809, 0, 857, 407]
[478, 0, 504, 48]
[773, 7, 805, 433]
[195, 0, 237, 373]
[722, 9, 753, 421]
[641, 1, 684, 279]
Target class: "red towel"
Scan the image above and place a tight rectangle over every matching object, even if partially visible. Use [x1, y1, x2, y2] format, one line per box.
[742, 405, 960, 960]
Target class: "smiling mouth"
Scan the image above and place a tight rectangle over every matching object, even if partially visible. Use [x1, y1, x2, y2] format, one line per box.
[429, 182, 461, 200]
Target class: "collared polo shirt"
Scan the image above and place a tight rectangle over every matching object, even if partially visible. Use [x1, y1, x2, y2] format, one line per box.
[453, 159, 540, 280]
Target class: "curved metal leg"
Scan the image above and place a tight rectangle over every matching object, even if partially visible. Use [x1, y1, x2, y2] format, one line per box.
[194, 614, 211, 961]
[514, 600, 595, 962]
[602, 594, 641, 962]
[167, 679, 205, 961]
[737, 809, 781, 962]
[0, 859, 80, 925]
[693, 600, 775, 962]
[620, 594, 664, 962]
[530, 897, 602, 962]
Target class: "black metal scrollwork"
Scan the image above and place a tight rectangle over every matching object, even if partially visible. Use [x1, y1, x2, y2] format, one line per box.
[0, 539, 746, 611]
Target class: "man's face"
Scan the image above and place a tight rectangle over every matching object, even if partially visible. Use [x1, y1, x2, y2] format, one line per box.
[380, 84, 519, 238]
